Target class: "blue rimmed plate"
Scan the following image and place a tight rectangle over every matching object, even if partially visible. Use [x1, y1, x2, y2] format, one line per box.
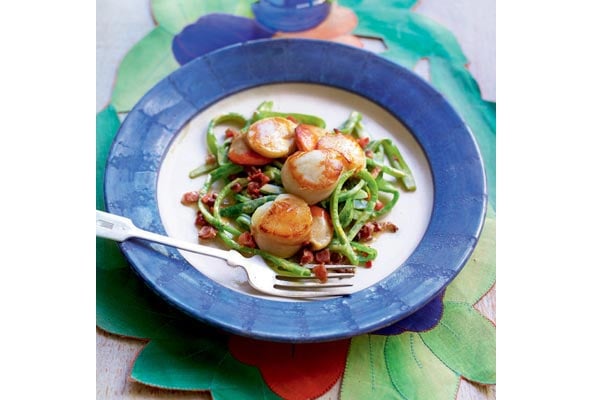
[104, 39, 486, 343]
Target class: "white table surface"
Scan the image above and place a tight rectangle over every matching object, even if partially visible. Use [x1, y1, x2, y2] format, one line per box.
[96, 1, 496, 398]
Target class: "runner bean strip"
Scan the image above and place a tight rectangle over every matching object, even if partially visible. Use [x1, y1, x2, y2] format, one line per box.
[188, 102, 416, 276]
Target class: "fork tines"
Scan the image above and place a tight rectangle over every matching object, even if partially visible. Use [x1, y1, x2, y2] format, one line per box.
[274, 264, 357, 290]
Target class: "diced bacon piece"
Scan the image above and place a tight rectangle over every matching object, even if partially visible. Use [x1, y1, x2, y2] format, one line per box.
[201, 192, 217, 207]
[198, 225, 217, 240]
[299, 248, 315, 265]
[237, 231, 257, 248]
[195, 211, 207, 227]
[247, 168, 270, 186]
[315, 248, 331, 264]
[357, 223, 375, 242]
[181, 191, 200, 205]
[244, 166, 259, 176]
[330, 251, 344, 264]
[247, 181, 262, 198]
[380, 222, 399, 233]
[313, 263, 328, 284]
[372, 221, 383, 232]
[205, 153, 217, 165]
[230, 182, 243, 193]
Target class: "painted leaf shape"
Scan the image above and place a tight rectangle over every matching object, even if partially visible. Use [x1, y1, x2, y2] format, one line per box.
[229, 336, 349, 400]
[96, 267, 182, 339]
[340, 0, 418, 10]
[96, 106, 128, 271]
[420, 302, 496, 384]
[96, 105, 120, 210]
[152, 0, 254, 34]
[340, 335, 400, 399]
[350, 7, 468, 66]
[111, 26, 179, 112]
[172, 14, 273, 65]
[385, 333, 460, 400]
[131, 338, 280, 399]
[444, 213, 496, 304]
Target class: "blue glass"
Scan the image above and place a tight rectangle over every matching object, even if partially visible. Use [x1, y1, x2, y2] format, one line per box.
[252, 0, 332, 32]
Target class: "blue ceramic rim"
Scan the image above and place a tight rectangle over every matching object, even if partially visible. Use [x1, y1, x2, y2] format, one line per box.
[104, 39, 487, 343]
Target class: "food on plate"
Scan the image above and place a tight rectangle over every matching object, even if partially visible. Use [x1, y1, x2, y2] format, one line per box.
[308, 205, 334, 251]
[246, 116, 297, 158]
[280, 148, 347, 204]
[294, 123, 327, 151]
[316, 132, 366, 172]
[183, 101, 416, 277]
[227, 130, 272, 166]
[250, 194, 312, 258]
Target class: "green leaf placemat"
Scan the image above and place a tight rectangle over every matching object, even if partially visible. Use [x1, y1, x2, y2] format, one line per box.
[97, 1, 495, 398]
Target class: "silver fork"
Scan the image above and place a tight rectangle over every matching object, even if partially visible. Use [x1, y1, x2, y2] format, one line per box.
[96, 210, 356, 299]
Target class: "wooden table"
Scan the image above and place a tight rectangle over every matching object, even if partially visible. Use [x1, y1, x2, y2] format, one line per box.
[96, 1, 496, 398]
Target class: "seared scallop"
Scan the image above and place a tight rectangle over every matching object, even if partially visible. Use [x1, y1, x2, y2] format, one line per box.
[250, 194, 312, 258]
[246, 117, 297, 158]
[308, 205, 334, 251]
[316, 133, 366, 171]
[228, 131, 271, 166]
[295, 123, 327, 151]
[281, 148, 347, 205]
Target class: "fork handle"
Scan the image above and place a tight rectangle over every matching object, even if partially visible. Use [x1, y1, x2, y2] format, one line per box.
[96, 210, 232, 261]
